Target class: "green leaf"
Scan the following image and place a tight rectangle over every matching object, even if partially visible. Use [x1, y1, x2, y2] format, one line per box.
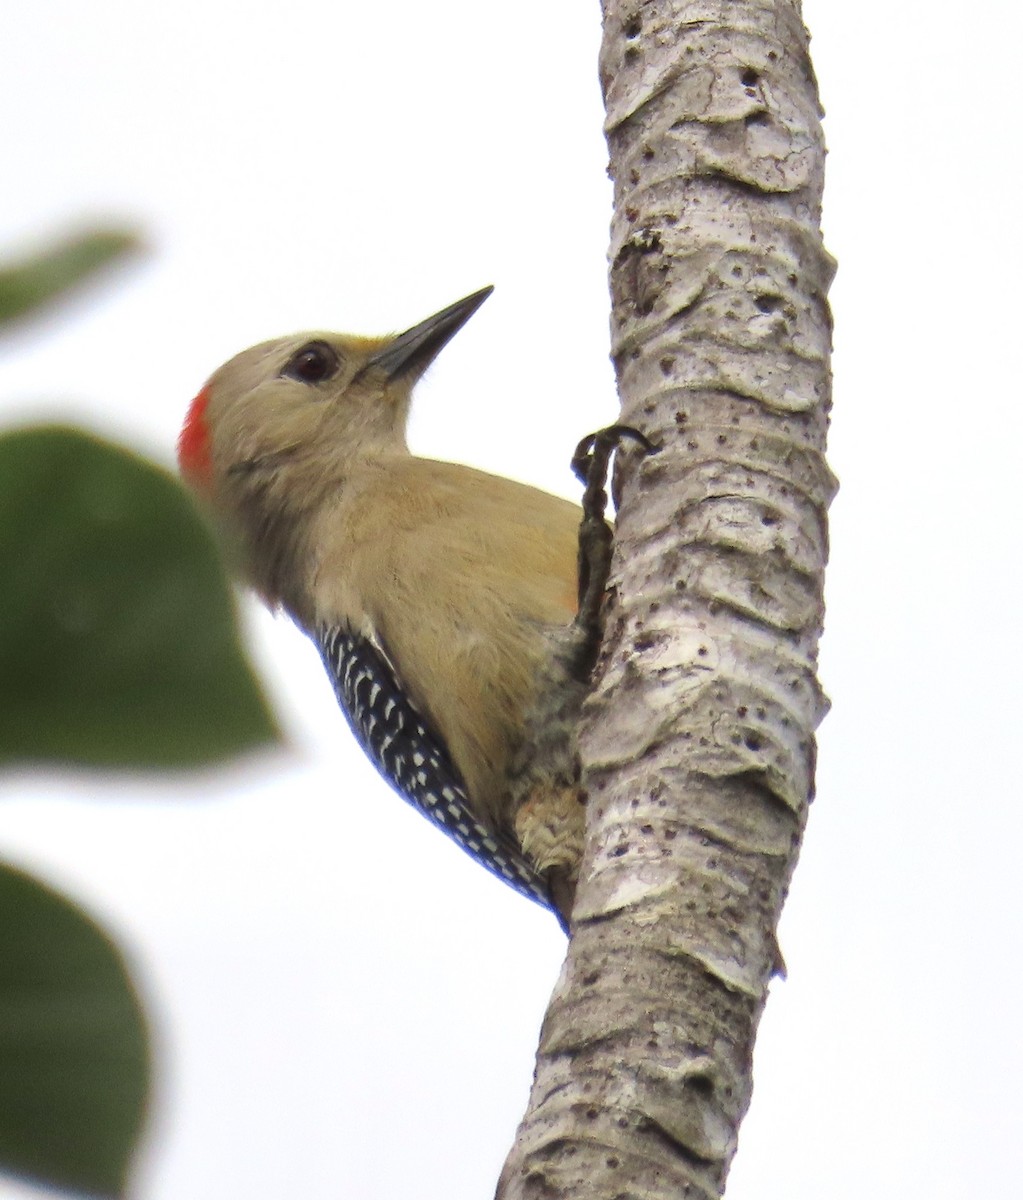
[0, 862, 149, 1198]
[0, 425, 279, 767]
[0, 229, 142, 327]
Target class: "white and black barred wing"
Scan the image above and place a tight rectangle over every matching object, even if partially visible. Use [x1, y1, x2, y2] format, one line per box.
[318, 627, 552, 910]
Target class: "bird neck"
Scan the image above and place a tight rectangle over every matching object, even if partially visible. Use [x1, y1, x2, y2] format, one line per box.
[226, 448, 409, 623]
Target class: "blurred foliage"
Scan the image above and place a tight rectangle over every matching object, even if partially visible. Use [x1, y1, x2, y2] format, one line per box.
[0, 229, 143, 328]
[0, 426, 278, 766]
[0, 226, 280, 1196]
[0, 866, 149, 1199]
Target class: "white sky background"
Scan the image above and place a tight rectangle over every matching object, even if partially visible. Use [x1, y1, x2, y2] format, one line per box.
[1, 2, 1020, 1198]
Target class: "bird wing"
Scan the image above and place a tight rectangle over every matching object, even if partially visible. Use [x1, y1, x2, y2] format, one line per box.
[318, 625, 554, 910]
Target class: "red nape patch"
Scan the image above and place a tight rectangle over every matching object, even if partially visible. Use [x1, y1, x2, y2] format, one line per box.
[178, 385, 213, 488]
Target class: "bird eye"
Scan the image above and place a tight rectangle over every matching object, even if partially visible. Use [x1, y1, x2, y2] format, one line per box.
[282, 341, 340, 384]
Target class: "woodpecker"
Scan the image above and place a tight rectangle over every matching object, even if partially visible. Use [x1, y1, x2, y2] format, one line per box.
[179, 288, 592, 929]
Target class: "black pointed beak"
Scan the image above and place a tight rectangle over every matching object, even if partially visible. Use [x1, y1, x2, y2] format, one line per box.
[366, 286, 493, 381]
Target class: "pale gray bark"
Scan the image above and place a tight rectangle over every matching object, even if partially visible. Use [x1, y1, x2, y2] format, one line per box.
[498, 2, 834, 1197]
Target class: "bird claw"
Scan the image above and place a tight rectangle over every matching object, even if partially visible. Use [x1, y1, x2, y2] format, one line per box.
[570, 424, 658, 489]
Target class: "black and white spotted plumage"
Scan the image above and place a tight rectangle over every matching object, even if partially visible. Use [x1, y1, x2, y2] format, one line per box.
[318, 626, 553, 910]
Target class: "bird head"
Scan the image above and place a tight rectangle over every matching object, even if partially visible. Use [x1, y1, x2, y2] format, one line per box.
[178, 286, 493, 512]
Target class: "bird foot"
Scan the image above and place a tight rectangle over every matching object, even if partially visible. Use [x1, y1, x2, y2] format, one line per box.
[571, 425, 657, 673]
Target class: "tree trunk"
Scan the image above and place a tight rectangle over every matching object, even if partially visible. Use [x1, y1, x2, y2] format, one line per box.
[498, 1, 834, 1197]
